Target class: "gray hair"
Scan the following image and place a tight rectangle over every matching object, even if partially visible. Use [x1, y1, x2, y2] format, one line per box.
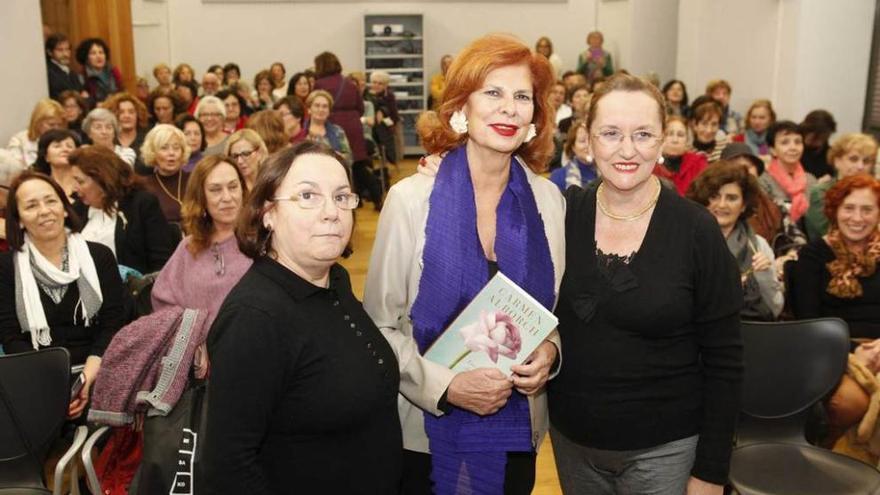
[369, 70, 391, 84]
[195, 95, 227, 119]
[81, 108, 120, 137]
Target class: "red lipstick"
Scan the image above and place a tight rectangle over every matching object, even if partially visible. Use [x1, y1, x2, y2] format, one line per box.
[489, 124, 518, 137]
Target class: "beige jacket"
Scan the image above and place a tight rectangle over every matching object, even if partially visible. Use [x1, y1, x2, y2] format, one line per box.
[363, 160, 566, 454]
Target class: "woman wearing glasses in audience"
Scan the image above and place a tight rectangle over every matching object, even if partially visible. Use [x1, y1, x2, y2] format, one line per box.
[151, 155, 252, 378]
[195, 96, 230, 156]
[365, 34, 564, 495]
[202, 141, 402, 494]
[139, 125, 191, 229]
[68, 145, 174, 274]
[0, 171, 126, 418]
[549, 74, 742, 495]
[687, 162, 783, 321]
[225, 129, 268, 191]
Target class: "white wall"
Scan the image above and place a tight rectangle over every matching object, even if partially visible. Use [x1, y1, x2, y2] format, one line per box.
[131, 0, 597, 85]
[596, 0, 630, 73]
[628, 0, 679, 83]
[0, 0, 48, 144]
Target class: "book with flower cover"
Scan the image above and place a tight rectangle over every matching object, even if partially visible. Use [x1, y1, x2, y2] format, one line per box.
[423, 272, 558, 376]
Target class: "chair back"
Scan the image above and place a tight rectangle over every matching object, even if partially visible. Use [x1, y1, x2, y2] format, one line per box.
[0, 348, 70, 488]
[738, 319, 849, 444]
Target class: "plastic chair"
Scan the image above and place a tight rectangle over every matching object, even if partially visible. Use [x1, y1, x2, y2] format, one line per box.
[730, 318, 880, 495]
[0, 348, 88, 495]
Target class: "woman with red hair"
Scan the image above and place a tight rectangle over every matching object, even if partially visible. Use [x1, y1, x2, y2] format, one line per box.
[364, 34, 564, 494]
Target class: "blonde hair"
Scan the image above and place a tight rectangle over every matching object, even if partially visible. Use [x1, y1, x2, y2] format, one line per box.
[305, 89, 334, 110]
[141, 124, 191, 167]
[27, 99, 65, 141]
[225, 129, 268, 171]
[827, 133, 879, 165]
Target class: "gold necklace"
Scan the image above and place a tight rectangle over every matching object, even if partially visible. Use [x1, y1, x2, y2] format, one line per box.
[596, 176, 661, 221]
[156, 171, 182, 206]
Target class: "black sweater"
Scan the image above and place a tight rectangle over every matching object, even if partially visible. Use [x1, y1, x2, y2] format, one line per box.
[548, 184, 743, 485]
[789, 239, 880, 339]
[201, 258, 402, 495]
[0, 241, 127, 365]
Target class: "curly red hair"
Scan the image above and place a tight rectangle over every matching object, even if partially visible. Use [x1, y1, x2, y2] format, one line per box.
[416, 33, 555, 172]
[823, 174, 880, 226]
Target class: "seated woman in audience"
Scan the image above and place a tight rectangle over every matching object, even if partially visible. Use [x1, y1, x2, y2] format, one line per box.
[269, 62, 288, 101]
[759, 120, 816, 226]
[732, 99, 775, 160]
[7, 98, 65, 167]
[304, 90, 352, 164]
[252, 69, 276, 111]
[147, 89, 180, 127]
[246, 110, 289, 154]
[365, 34, 562, 495]
[790, 174, 880, 338]
[173, 63, 196, 87]
[689, 96, 727, 163]
[662, 79, 689, 118]
[151, 155, 252, 377]
[535, 36, 563, 78]
[654, 114, 707, 195]
[81, 108, 136, 166]
[706, 79, 743, 135]
[75, 38, 122, 106]
[273, 96, 307, 144]
[557, 84, 590, 135]
[286, 71, 312, 110]
[222, 63, 241, 87]
[102, 92, 150, 161]
[202, 142, 401, 493]
[720, 142, 784, 245]
[139, 124, 191, 226]
[68, 145, 174, 274]
[195, 95, 229, 156]
[550, 119, 597, 191]
[176, 81, 199, 116]
[687, 162, 784, 320]
[314, 52, 368, 168]
[365, 70, 399, 167]
[576, 30, 614, 85]
[177, 114, 206, 173]
[549, 81, 571, 125]
[58, 90, 88, 139]
[225, 129, 267, 191]
[32, 129, 80, 200]
[152, 63, 174, 93]
[0, 171, 126, 418]
[218, 89, 247, 134]
[805, 133, 878, 241]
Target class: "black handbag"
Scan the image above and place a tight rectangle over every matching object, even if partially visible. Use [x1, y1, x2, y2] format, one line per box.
[130, 379, 208, 495]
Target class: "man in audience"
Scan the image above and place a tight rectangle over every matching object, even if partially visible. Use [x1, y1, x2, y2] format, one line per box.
[706, 79, 743, 135]
[201, 72, 221, 97]
[45, 33, 84, 100]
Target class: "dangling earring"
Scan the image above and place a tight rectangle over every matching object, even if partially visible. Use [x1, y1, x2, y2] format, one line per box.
[586, 155, 594, 163]
[524, 123, 537, 143]
[450, 110, 469, 135]
[657, 156, 665, 165]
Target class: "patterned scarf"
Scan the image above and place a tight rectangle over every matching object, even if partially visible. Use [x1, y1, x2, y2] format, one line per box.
[826, 228, 880, 298]
[410, 145, 556, 494]
[726, 220, 774, 320]
[766, 159, 809, 222]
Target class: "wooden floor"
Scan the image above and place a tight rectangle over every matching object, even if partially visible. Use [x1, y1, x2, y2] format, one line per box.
[340, 159, 563, 495]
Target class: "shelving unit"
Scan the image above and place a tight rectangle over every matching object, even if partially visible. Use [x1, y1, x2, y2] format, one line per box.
[363, 14, 425, 156]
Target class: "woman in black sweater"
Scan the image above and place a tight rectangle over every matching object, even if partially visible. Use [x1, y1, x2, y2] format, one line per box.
[0, 172, 126, 418]
[200, 142, 401, 494]
[548, 74, 743, 495]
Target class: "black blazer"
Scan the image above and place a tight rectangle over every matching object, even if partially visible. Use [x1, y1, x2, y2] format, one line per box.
[74, 189, 175, 275]
[46, 58, 83, 99]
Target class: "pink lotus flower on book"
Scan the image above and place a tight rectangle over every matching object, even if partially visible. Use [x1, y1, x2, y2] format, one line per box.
[452, 310, 522, 367]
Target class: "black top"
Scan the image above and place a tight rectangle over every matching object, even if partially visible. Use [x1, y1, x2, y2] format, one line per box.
[548, 183, 743, 485]
[201, 258, 402, 495]
[0, 241, 127, 365]
[46, 58, 83, 99]
[789, 239, 880, 339]
[802, 143, 834, 179]
[74, 189, 175, 274]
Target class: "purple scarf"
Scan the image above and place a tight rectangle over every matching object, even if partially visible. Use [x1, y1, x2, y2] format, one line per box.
[410, 145, 556, 494]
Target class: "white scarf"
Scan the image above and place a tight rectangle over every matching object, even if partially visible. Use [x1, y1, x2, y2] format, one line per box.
[82, 206, 118, 255]
[15, 232, 103, 349]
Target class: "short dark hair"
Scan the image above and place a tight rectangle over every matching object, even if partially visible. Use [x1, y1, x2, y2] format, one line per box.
[147, 89, 182, 122]
[273, 96, 305, 119]
[767, 120, 803, 148]
[222, 63, 241, 84]
[5, 171, 83, 251]
[800, 110, 837, 139]
[45, 33, 68, 54]
[216, 89, 247, 114]
[661, 79, 689, 107]
[237, 141, 351, 259]
[314, 52, 343, 78]
[75, 38, 111, 67]
[686, 161, 761, 220]
[34, 129, 81, 175]
[175, 114, 207, 152]
[207, 64, 222, 74]
[690, 95, 722, 123]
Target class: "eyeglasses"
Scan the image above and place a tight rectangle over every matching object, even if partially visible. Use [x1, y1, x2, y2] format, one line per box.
[230, 149, 257, 161]
[593, 129, 662, 150]
[273, 191, 360, 210]
[199, 112, 223, 119]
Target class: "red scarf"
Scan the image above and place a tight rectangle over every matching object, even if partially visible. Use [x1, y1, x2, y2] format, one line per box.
[766, 159, 809, 222]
